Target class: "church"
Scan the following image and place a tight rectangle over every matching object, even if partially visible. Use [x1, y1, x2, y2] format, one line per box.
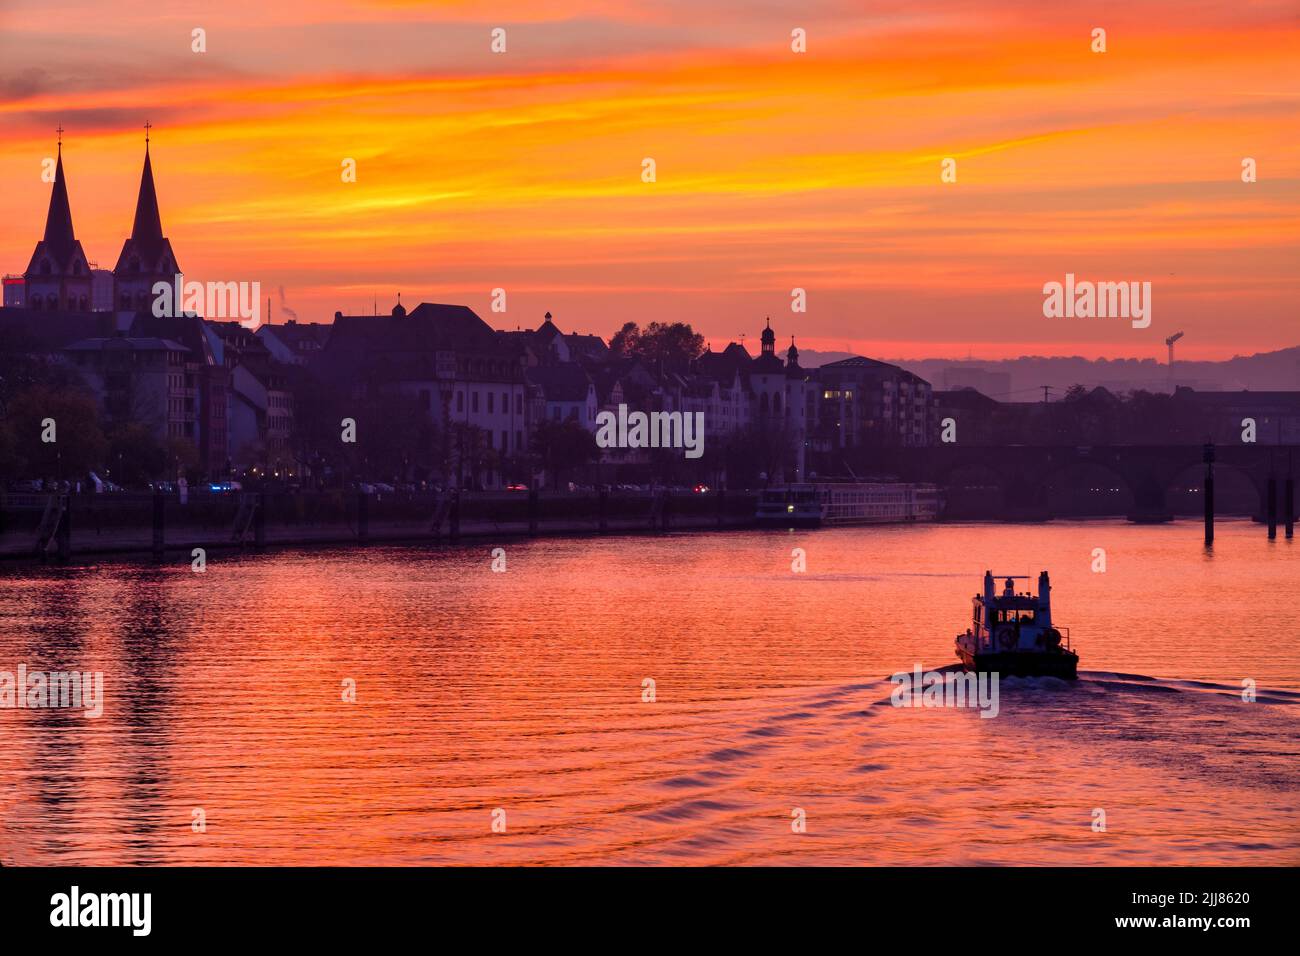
[20, 128, 180, 315]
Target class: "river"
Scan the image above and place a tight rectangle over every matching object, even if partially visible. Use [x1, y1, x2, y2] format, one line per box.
[1, 519, 1296, 865]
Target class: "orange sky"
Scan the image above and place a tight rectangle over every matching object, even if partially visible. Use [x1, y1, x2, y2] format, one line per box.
[1, 0, 1297, 360]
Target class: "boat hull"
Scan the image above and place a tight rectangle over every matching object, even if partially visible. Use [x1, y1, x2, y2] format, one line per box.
[755, 515, 822, 528]
[956, 647, 1078, 680]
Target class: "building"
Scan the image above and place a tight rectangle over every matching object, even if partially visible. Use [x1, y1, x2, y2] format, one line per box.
[3, 275, 26, 308]
[112, 138, 182, 313]
[23, 142, 94, 312]
[257, 320, 332, 366]
[63, 336, 193, 441]
[526, 364, 598, 428]
[318, 301, 532, 487]
[1175, 388, 1300, 445]
[746, 319, 811, 478]
[814, 356, 934, 452]
[206, 321, 298, 472]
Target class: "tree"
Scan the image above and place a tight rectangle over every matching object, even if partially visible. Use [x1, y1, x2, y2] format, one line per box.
[608, 321, 705, 371]
[106, 423, 167, 487]
[724, 423, 796, 487]
[609, 321, 640, 359]
[530, 418, 599, 490]
[5, 385, 107, 482]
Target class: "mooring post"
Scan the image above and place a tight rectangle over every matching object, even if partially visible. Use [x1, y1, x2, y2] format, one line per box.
[357, 489, 370, 544]
[255, 491, 267, 550]
[598, 487, 608, 533]
[152, 490, 165, 561]
[57, 494, 72, 562]
[1202, 443, 1214, 547]
[1286, 474, 1295, 540]
[1267, 473, 1277, 540]
[716, 487, 726, 528]
[449, 489, 461, 543]
[528, 486, 539, 536]
[660, 488, 671, 532]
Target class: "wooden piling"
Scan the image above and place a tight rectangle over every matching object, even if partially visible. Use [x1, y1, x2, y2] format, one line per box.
[151, 491, 165, 561]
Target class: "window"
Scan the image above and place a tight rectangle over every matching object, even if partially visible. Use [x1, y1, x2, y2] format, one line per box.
[456, 391, 464, 413]
[501, 431, 508, 452]
[502, 393, 508, 414]
[471, 391, 479, 413]
[516, 394, 523, 415]
[487, 392, 494, 414]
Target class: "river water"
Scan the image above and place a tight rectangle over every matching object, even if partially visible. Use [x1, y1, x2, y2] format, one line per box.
[1, 519, 1296, 865]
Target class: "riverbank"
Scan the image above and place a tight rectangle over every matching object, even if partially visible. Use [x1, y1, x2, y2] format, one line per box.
[0, 489, 760, 563]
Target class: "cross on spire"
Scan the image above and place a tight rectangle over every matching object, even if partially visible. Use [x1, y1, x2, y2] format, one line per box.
[56, 124, 64, 146]
[144, 121, 152, 146]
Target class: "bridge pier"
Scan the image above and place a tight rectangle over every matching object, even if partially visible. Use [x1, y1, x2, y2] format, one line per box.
[1127, 478, 1173, 524]
[1002, 475, 1051, 522]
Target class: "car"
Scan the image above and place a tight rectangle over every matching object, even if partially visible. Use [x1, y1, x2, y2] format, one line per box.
[505, 483, 529, 491]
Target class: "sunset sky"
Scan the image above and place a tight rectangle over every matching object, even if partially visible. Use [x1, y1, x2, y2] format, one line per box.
[1, 0, 1296, 360]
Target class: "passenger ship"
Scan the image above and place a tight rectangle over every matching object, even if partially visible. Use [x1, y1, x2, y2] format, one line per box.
[755, 481, 940, 528]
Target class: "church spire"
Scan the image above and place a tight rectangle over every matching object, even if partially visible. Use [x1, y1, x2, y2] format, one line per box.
[42, 131, 76, 257]
[129, 133, 164, 253]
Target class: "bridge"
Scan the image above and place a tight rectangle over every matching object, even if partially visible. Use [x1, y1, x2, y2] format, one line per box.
[872, 443, 1300, 524]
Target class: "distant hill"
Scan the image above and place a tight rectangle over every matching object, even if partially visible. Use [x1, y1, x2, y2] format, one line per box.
[886, 347, 1300, 397]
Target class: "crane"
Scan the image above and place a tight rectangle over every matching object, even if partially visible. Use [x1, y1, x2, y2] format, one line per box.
[1166, 331, 1184, 368]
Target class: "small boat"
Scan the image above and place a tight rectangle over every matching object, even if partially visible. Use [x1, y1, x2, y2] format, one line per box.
[955, 570, 1078, 679]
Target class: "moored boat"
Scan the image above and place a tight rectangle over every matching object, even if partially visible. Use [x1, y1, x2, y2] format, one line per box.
[755, 480, 940, 528]
[955, 570, 1078, 679]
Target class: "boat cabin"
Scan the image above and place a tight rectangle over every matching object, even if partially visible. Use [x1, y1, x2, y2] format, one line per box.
[967, 570, 1065, 653]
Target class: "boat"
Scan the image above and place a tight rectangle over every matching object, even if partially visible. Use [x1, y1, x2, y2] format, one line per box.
[755, 480, 940, 528]
[954, 570, 1078, 679]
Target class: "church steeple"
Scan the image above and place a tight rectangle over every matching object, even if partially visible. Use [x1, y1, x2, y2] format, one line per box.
[23, 129, 93, 311]
[128, 140, 164, 255]
[113, 126, 181, 312]
[760, 316, 775, 356]
[42, 140, 77, 259]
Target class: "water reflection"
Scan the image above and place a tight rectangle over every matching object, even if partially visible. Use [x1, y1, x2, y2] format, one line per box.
[1, 519, 1296, 865]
